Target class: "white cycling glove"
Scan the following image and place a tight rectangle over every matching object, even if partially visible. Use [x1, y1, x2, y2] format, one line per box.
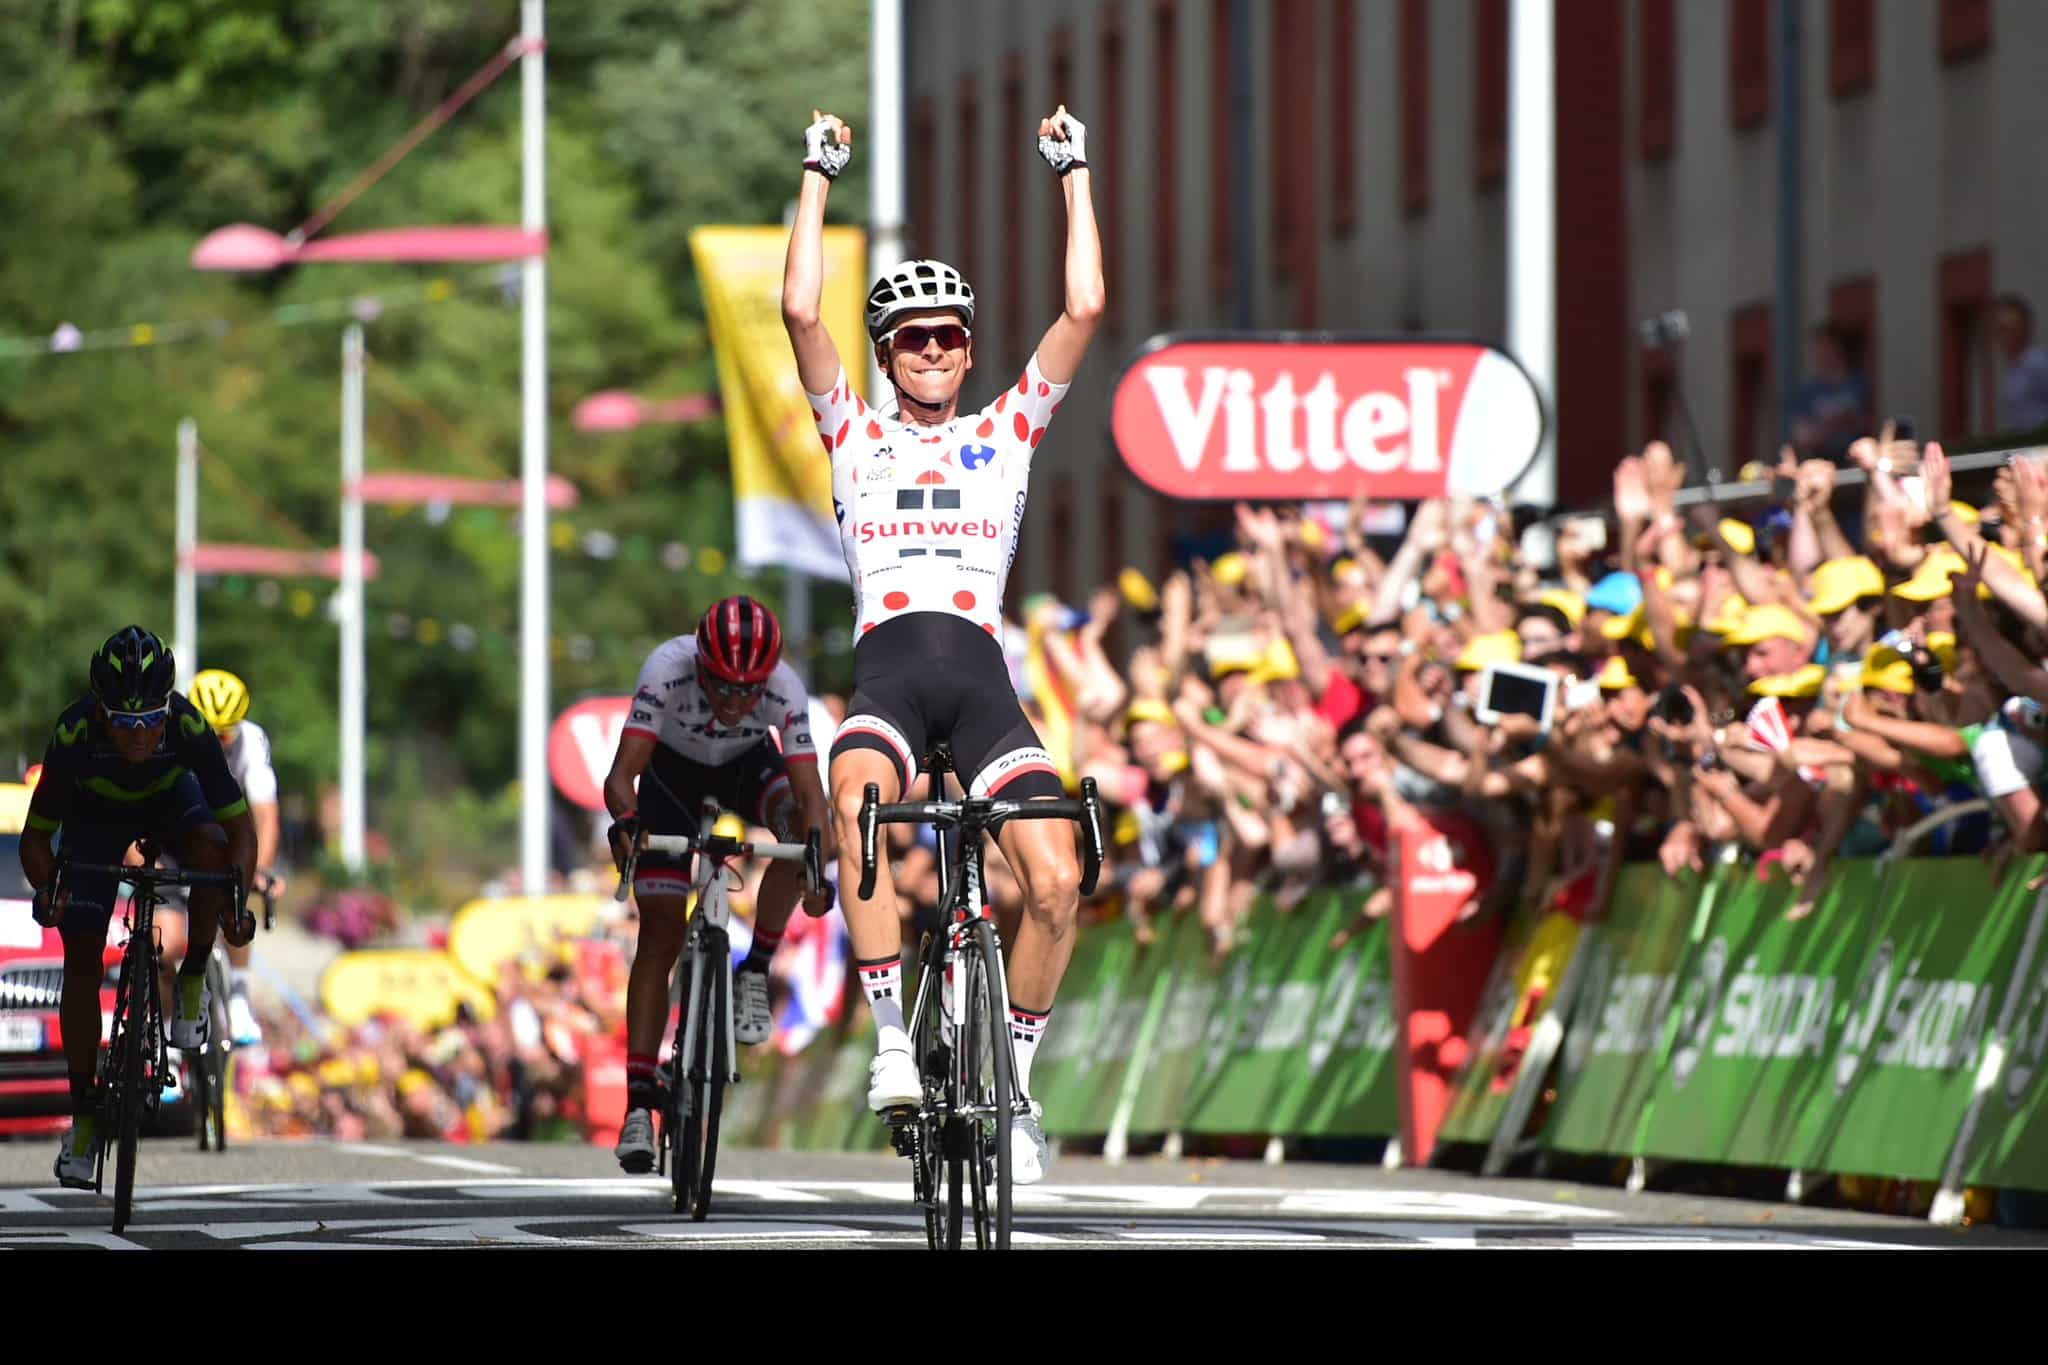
[804, 115, 851, 180]
[1036, 108, 1088, 176]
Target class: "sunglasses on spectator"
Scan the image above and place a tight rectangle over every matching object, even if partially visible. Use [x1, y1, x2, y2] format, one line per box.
[882, 322, 972, 353]
[702, 676, 765, 702]
[105, 706, 169, 731]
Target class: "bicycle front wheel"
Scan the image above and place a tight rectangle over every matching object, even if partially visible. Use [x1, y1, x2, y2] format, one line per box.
[960, 917, 1013, 1251]
[108, 947, 154, 1234]
[673, 942, 729, 1220]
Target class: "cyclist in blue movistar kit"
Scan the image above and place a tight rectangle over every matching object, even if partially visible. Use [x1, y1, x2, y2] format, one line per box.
[17, 627, 258, 1188]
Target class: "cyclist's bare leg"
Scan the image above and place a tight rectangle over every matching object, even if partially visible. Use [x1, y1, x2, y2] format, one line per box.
[749, 789, 807, 947]
[626, 894, 691, 1060]
[994, 809, 1082, 1042]
[829, 748, 906, 967]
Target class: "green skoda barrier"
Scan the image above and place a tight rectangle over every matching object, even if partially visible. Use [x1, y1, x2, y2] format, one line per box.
[1805, 858, 2038, 1180]
[1960, 865, 2048, 1190]
[1260, 893, 1400, 1136]
[1028, 919, 1125, 1133]
[1540, 862, 1733, 1157]
[1179, 895, 1329, 1133]
[1124, 910, 1219, 1134]
[1060, 921, 1162, 1135]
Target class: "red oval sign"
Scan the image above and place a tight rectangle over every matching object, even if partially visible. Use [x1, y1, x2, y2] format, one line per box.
[1110, 334, 1546, 501]
[548, 695, 633, 812]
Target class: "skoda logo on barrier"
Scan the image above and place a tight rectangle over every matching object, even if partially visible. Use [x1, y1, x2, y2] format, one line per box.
[1561, 940, 1614, 1078]
[1109, 333, 1548, 502]
[2006, 956, 2048, 1109]
[1203, 955, 1256, 1075]
[1668, 938, 1730, 1091]
[1833, 939, 1896, 1097]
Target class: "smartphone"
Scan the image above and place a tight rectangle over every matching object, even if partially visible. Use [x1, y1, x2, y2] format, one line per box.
[1569, 515, 1609, 552]
[1565, 679, 1603, 712]
[1475, 662, 1560, 732]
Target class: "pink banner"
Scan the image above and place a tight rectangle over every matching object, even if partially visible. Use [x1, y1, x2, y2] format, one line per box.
[185, 543, 381, 580]
[351, 472, 579, 508]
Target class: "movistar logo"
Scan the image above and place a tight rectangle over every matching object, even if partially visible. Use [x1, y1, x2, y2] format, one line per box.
[56, 718, 87, 746]
[180, 713, 206, 738]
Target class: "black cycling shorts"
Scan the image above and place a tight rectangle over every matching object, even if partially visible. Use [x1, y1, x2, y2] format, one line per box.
[634, 738, 796, 898]
[53, 771, 217, 938]
[831, 611, 1063, 802]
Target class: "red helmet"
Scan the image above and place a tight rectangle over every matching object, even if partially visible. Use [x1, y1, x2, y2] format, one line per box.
[695, 595, 783, 685]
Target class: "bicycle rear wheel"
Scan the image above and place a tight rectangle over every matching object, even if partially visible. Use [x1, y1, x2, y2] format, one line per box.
[673, 936, 729, 1220]
[906, 939, 947, 1251]
[960, 917, 1013, 1251]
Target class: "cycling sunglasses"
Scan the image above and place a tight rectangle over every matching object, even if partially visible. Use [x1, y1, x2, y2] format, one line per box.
[881, 322, 972, 354]
[702, 676, 765, 702]
[106, 706, 170, 731]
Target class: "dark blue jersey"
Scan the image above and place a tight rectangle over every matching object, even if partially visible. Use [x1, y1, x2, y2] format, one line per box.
[25, 692, 249, 834]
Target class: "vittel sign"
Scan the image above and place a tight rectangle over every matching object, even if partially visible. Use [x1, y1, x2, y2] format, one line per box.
[1110, 334, 1547, 500]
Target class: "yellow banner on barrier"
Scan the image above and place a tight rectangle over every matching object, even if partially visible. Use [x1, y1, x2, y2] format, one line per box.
[689, 224, 866, 581]
[446, 893, 606, 988]
[319, 949, 497, 1030]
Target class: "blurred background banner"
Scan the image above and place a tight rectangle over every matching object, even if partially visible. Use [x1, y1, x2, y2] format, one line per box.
[547, 695, 632, 811]
[690, 225, 864, 581]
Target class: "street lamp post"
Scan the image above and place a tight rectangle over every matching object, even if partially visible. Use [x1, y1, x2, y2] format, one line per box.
[518, 0, 550, 897]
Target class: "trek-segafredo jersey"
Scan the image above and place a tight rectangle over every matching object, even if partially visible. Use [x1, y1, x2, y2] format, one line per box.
[624, 636, 817, 767]
[806, 357, 1069, 641]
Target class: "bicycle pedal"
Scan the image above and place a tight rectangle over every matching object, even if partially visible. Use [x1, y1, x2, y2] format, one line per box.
[880, 1103, 917, 1126]
[888, 1127, 918, 1158]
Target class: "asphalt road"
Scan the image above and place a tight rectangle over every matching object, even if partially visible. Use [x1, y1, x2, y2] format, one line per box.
[0, 1137, 2035, 1248]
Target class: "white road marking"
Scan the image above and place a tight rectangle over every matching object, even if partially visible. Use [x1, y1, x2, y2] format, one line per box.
[331, 1143, 521, 1175]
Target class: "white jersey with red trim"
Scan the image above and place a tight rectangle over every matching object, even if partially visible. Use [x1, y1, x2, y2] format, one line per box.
[807, 356, 1070, 641]
[624, 636, 817, 767]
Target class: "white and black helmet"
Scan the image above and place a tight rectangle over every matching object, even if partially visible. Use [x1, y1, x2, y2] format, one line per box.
[865, 259, 976, 338]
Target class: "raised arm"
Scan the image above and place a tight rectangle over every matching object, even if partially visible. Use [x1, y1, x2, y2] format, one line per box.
[781, 111, 853, 395]
[1030, 106, 1106, 384]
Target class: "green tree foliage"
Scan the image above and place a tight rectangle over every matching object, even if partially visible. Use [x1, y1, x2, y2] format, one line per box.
[0, 0, 864, 890]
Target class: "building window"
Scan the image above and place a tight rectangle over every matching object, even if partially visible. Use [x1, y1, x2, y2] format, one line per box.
[1153, 0, 1180, 319]
[1729, 0, 1771, 130]
[955, 74, 979, 289]
[1099, 7, 1124, 326]
[911, 96, 938, 255]
[1210, 0, 1231, 301]
[1330, 0, 1357, 234]
[1003, 52, 1025, 365]
[1940, 249, 1994, 439]
[1270, 0, 1316, 324]
[1827, 275, 1879, 414]
[1939, 0, 1990, 64]
[1475, 0, 1507, 188]
[1400, 0, 1430, 215]
[1828, 0, 1875, 96]
[1639, 0, 1675, 160]
[1730, 304, 1774, 472]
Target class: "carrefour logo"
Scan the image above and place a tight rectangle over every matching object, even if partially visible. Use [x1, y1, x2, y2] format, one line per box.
[958, 443, 997, 471]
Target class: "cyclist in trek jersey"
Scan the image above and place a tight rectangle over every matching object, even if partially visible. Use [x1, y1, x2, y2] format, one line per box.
[188, 669, 286, 1047]
[781, 102, 1103, 1183]
[601, 597, 833, 1174]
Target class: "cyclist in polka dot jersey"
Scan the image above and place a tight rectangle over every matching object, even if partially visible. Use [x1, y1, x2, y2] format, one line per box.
[783, 103, 1103, 1185]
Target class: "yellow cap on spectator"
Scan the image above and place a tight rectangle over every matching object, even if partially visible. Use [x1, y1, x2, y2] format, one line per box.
[1454, 631, 1522, 671]
[1808, 556, 1887, 615]
[1950, 501, 1981, 526]
[1248, 637, 1302, 685]
[1113, 808, 1142, 846]
[1601, 599, 1694, 648]
[398, 1068, 434, 1099]
[1535, 589, 1587, 628]
[1724, 603, 1813, 647]
[1928, 631, 1958, 661]
[1332, 601, 1372, 636]
[1718, 519, 1758, 556]
[1118, 567, 1159, 613]
[318, 1059, 354, 1089]
[288, 1072, 320, 1101]
[1859, 648, 1918, 695]
[1748, 663, 1827, 698]
[1598, 656, 1640, 691]
[1125, 698, 1177, 728]
[1159, 750, 1191, 776]
[1703, 592, 1750, 636]
[1331, 557, 1359, 582]
[1211, 552, 1249, 587]
[1297, 519, 1327, 550]
[1893, 546, 1984, 601]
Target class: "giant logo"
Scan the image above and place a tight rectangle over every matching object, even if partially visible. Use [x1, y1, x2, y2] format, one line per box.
[1110, 334, 1547, 500]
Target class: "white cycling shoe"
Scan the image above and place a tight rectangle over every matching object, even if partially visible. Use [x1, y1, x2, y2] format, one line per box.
[1011, 1101, 1050, 1186]
[867, 1046, 921, 1114]
[734, 966, 773, 1047]
[53, 1128, 96, 1190]
[228, 994, 262, 1047]
[170, 982, 211, 1050]
[614, 1107, 657, 1174]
